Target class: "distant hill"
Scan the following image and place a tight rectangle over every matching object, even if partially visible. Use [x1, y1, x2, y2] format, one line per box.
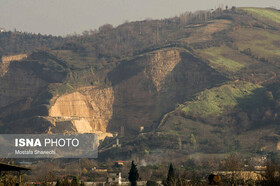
[1, 7, 280, 160]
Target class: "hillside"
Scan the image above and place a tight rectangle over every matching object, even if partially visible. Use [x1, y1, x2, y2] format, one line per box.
[1, 7, 280, 160]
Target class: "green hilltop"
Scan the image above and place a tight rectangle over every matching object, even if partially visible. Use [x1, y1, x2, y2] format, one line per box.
[241, 7, 280, 24]
[179, 81, 262, 118]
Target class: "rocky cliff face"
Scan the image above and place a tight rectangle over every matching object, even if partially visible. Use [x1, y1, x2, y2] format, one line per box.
[145, 50, 181, 92]
[48, 87, 114, 133]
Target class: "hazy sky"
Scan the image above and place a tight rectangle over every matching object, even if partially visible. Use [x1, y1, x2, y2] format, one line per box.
[0, 0, 279, 36]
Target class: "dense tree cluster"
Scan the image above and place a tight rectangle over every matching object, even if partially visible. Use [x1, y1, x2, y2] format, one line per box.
[0, 31, 64, 55]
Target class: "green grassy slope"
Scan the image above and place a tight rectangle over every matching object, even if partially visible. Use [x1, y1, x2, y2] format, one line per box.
[229, 28, 280, 58]
[241, 7, 280, 24]
[197, 46, 253, 74]
[154, 8, 280, 154]
[178, 81, 262, 118]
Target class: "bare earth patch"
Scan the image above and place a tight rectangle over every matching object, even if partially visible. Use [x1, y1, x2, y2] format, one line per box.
[184, 19, 232, 43]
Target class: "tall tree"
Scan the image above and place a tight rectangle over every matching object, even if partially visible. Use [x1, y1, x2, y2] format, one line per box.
[166, 163, 175, 186]
[128, 161, 139, 186]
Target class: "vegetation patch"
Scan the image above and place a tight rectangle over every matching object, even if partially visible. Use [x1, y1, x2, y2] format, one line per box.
[51, 50, 98, 69]
[178, 81, 262, 118]
[230, 28, 280, 58]
[240, 7, 280, 24]
[197, 46, 248, 74]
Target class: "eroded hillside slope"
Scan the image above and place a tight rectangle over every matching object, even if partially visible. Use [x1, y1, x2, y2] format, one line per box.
[1, 7, 280, 157]
[0, 48, 226, 136]
[108, 48, 226, 133]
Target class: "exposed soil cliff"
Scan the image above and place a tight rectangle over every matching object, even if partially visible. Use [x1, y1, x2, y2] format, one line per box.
[49, 87, 114, 133]
[0, 54, 27, 77]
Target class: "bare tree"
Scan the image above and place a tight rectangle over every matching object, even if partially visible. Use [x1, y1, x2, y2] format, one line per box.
[224, 153, 243, 185]
[179, 12, 190, 25]
[224, 153, 243, 171]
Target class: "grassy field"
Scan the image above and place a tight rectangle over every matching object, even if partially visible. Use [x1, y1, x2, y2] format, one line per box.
[229, 28, 280, 58]
[178, 81, 262, 118]
[240, 7, 280, 24]
[197, 46, 252, 74]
